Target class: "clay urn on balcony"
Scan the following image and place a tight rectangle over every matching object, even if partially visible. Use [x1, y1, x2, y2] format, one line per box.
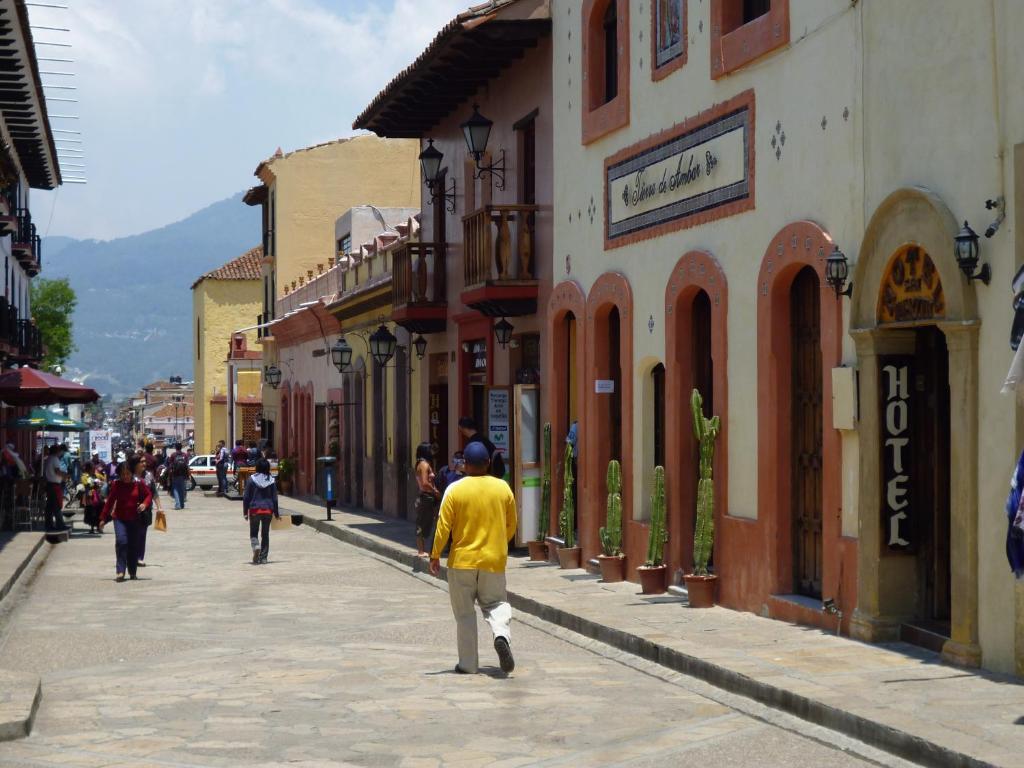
[317, 263, 324, 274]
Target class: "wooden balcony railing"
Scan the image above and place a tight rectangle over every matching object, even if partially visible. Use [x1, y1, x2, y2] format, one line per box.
[393, 242, 446, 308]
[462, 203, 538, 288]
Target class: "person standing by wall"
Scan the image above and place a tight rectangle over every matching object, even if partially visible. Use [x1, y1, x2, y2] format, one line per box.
[43, 444, 67, 532]
[413, 442, 440, 556]
[429, 442, 517, 675]
[99, 462, 152, 582]
[457, 417, 506, 479]
[167, 442, 190, 510]
[242, 457, 279, 564]
[214, 440, 229, 497]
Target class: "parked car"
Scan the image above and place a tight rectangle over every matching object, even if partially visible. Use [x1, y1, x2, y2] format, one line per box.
[188, 454, 278, 491]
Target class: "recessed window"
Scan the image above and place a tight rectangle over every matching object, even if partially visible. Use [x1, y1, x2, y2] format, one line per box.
[742, 0, 770, 25]
[602, 2, 617, 104]
[710, 0, 789, 78]
[582, 0, 630, 144]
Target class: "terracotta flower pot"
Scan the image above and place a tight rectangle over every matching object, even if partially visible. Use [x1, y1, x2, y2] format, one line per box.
[557, 546, 582, 569]
[637, 564, 668, 594]
[527, 540, 549, 561]
[684, 574, 718, 608]
[597, 554, 625, 582]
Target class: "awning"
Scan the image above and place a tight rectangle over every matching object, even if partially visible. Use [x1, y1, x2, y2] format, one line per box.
[0, 368, 99, 406]
[5, 406, 86, 431]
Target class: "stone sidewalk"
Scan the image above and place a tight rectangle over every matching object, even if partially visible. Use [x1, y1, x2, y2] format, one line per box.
[280, 497, 1024, 768]
[0, 532, 51, 741]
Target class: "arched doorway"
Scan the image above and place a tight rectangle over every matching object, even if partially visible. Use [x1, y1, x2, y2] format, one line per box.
[756, 222, 848, 624]
[790, 267, 823, 599]
[664, 252, 727, 580]
[546, 281, 587, 540]
[584, 272, 634, 565]
[849, 188, 975, 666]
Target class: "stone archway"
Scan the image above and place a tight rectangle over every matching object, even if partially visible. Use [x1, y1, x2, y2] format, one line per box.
[849, 186, 980, 668]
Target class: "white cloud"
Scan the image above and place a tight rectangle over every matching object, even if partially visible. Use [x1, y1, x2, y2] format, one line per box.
[30, 0, 471, 240]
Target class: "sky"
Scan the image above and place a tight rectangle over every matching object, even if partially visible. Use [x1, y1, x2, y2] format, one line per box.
[28, 0, 470, 242]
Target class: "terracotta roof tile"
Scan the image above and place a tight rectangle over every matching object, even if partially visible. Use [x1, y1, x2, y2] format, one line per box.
[192, 246, 263, 289]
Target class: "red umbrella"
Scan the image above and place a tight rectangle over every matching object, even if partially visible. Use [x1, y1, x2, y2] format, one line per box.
[0, 368, 99, 406]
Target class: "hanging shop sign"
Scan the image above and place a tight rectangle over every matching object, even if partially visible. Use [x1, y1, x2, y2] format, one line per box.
[877, 245, 946, 324]
[880, 357, 913, 550]
[604, 91, 754, 247]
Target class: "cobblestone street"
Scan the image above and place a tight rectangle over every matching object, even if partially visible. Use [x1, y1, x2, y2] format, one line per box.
[0, 494, 903, 768]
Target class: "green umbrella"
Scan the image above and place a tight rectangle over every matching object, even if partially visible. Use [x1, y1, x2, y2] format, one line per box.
[5, 407, 88, 432]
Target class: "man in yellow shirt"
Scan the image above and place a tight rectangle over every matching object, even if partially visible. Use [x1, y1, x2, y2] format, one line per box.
[430, 441, 517, 674]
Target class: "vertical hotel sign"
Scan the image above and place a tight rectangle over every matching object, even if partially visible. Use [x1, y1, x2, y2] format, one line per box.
[605, 91, 754, 247]
[881, 358, 912, 550]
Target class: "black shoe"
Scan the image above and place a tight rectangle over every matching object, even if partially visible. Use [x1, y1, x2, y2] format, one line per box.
[259, 555, 268, 564]
[494, 637, 515, 673]
[252, 551, 260, 564]
[115, 574, 126, 582]
[128, 573, 138, 580]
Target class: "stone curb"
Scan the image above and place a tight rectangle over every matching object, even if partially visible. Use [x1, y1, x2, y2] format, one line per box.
[0, 674, 41, 742]
[0, 535, 52, 742]
[297, 513, 993, 768]
[0, 534, 47, 606]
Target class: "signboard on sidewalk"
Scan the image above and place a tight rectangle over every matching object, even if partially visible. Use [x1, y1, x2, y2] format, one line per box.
[83, 429, 112, 463]
[487, 388, 510, 461]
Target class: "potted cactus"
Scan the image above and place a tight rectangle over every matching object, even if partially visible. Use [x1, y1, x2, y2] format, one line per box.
[597, 459, 625, 582]
[556, 442, 581, 569]
[685, 388, 721, 607]
[637, 465, 668, 594]
[528, 423, 552, 561]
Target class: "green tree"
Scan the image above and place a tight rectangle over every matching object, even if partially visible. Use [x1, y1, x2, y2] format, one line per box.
[30, 277, 77, 370]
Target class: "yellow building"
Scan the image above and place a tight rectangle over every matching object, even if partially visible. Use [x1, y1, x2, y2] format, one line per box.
[242, 135, 420, 454]
[191, 246, 263, 454]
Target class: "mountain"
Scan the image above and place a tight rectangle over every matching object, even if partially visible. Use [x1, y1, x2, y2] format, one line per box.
[41, 193, 261, 397]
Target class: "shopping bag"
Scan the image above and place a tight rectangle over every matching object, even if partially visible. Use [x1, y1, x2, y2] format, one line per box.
[155, 509, 167, 532]
[270, 515, 290, 531]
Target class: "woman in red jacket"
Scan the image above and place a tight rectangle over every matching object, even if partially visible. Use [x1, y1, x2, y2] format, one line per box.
[99, 462, 153, 582]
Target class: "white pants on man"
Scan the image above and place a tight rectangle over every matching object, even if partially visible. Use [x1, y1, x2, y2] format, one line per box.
[447, 568, 511, 673]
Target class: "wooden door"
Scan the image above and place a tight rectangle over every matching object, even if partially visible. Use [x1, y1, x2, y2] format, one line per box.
[373, 362, 385, 511]
[395, 347, 409, 517]
[790, 268, 823, 598]
[914, 327, 951, 623]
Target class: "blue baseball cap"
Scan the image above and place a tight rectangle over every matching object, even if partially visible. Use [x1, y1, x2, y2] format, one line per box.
[463, 442, 490, 467]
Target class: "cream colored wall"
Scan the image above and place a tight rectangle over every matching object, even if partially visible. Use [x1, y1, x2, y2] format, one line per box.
[192, 279, 261, 455]
[268, 135, 419, 297]
[553, 0, 860, 524]
[552, 0, 1024, 673]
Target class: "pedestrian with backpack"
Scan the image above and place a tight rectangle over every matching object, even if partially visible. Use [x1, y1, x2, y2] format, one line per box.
[242, 457, 279, 564]
[168, 443, 190, 510]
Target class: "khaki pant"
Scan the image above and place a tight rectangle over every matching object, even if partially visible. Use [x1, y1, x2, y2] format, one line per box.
[447, 568, 511, 673]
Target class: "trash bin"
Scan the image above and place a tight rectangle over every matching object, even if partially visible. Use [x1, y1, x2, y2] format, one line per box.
[315, 456, 337, 519]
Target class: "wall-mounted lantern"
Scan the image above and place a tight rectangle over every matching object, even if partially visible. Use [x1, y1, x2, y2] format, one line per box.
[461, 104, 506, 190]
[413, 335, 427, 360]
[418, 139, 456, 213]
[825, 245, 853, 299]
[264, 364, 282, 390]
[954, 220, 990, 284]
[494, 318, 514, 349]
